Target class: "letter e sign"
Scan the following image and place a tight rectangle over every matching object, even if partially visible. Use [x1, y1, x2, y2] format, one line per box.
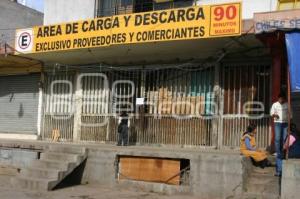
[15, 29, 33, 53]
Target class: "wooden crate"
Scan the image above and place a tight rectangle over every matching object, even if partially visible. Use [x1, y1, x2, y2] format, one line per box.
[119, 156, 180, 185]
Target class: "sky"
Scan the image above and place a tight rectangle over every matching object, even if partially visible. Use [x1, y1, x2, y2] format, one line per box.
[17, 0, 44, 13]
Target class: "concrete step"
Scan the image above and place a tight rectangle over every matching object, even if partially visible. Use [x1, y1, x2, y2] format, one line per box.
[243, 163, 280, 198]
[252, 167, 275, 176]
[12, 146, 87, 191]
[40, 152, 84, 163]
[20, 167, 64, 179]
[248, 174, 279, 185]
[11, 176, 57, 191]
[30, 159, 73, 171]
[239, 192, 280, 199]
[48, 145, 87, 155]
[246, 182, 280, 195]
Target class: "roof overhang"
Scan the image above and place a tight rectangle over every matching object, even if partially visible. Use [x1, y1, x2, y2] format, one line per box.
[0, 45, 42, 75]
[22, 36, 262, 66]
[16, 20, 267, 66]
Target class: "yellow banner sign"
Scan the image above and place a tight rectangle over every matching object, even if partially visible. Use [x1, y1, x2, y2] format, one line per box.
[15, 3, 241, 54]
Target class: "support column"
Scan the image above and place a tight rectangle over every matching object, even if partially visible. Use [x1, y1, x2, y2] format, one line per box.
[271, 49, 282, 103]
[258, 33, 285, 150]
[37, 72, 44, 139]
[73, 72, 82, 142]
[270, 48, 283, 148]
[212, 63, 222, 149]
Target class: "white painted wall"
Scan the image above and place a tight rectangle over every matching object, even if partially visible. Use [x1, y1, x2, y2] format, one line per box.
[43, 0, 278, 25]
[196, 0, 278, 19]
[44, 0, 95, 25]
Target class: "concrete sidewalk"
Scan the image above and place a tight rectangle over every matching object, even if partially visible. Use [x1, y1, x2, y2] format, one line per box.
[0, 175, 199, 199]
[0, 139, 244, 199]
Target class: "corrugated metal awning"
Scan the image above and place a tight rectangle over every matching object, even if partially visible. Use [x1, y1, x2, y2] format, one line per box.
[0, 44, 42, 75]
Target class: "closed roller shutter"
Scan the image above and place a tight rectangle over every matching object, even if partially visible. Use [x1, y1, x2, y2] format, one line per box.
[0, 74, 40, 134]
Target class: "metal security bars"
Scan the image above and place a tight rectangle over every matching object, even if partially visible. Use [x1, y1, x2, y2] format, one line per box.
[42, 73, 75, 141]
[78, 67, 215, 146]
[222, 64, 271, 115]
[96, 0, 195, 17]
[40, 62, 272, 149]
[107, 116, 213, 146]
[41, 66, 215, 147]
[222, 116, 271, 149]
[221, 63, 272, 149]
[96, 0, 135, 17]
[80, 70, 142, 142]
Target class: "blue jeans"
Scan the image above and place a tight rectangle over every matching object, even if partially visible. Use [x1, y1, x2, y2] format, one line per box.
[274, 122, 288, 174]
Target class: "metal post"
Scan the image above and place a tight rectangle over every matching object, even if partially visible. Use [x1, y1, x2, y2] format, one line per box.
[286, 65, 292, 160]
[218, 63, 225, 149]
[213, 63, 221, 149]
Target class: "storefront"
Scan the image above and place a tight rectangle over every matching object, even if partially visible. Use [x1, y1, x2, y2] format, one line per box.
[13, 2, 274, 148]
[0, 53, 42, 139]
[254, 8, 300, 133]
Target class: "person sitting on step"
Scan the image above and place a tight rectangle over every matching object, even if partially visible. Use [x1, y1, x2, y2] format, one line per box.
[240, 123, 272, 168]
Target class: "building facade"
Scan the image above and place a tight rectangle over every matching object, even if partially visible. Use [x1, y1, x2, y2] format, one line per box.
[0, 0, 43, 139]
[9, 0, 299, 149]
[44, 0, 278, 25]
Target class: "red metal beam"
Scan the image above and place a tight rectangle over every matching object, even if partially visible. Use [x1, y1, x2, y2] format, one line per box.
[257, 32, 286, 151]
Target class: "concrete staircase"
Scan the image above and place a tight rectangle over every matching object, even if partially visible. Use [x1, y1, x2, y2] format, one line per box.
[242, 157, 281, 199]
[11, 145, 87, 191]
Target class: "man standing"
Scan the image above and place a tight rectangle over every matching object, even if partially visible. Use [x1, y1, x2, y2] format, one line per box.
[270, 92, 289, 176]
[117, 111, 130, 146]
